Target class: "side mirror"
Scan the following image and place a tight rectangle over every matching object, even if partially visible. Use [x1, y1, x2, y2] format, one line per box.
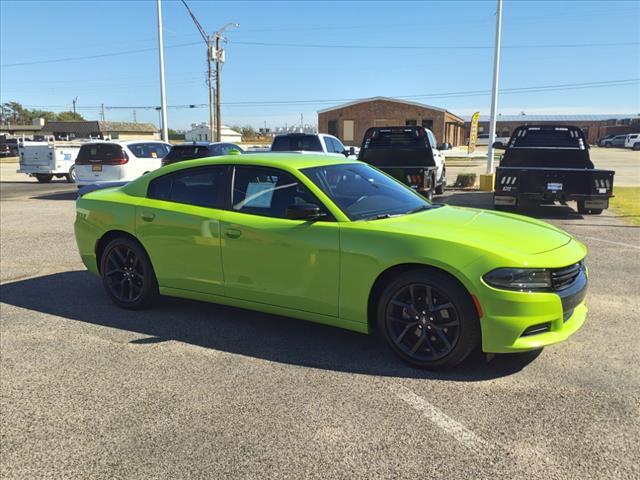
[286, 203, 323, 220]
[492, 141, 505, 149]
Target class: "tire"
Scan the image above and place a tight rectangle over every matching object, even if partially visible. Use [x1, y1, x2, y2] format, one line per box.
[100, 236, 159, 309]
[435, 170, 446, 195]
[577, 201, 603, 215]
[604, 142, 612, 148]
[376, 269, 480, 369]
[633, 143, 640, 151]
[66, 165, 76, 183]
[35, 174, 53, 183]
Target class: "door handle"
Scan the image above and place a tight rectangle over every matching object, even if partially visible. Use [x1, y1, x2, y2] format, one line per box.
[225, 228, 242, 239]
[141, 212, 155, 222]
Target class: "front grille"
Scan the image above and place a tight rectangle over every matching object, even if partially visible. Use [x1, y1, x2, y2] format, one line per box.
[551, 261, 583, 291]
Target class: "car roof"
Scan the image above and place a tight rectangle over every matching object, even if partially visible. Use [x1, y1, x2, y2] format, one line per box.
[174, 152, 357, 170]
[172, 141, 232, 147]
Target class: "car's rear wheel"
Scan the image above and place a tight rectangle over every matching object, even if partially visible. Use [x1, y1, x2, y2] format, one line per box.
[435, 170, 446, 195]
[101, 237, 158, 309]
[35, 174, 53, 183]
[633, 143, 640, 151]
[377, 269, 480, 369]
[66, 165, 76, 183]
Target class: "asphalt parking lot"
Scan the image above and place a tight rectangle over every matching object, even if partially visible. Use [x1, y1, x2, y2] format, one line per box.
[1, 163, 639, 479]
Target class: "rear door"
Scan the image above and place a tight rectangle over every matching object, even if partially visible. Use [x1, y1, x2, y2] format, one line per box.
[220, 165, 340, 316]
[135, 165, 229, 295]
[125, 142, 171, 179]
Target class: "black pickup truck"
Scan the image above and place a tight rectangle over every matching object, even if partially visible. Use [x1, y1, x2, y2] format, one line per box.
[358, 126, 446, 200]
[494, 125, 614, 215]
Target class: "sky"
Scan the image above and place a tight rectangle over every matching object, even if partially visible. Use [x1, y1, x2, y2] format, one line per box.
[1, 0, 639, 131]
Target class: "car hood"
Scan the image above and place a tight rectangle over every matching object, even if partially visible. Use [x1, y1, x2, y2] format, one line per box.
[371, 205, 572, 256]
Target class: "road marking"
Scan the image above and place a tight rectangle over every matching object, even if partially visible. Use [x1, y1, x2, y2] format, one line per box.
[390, 384, 489, 453]
[580, 236, 640, 250]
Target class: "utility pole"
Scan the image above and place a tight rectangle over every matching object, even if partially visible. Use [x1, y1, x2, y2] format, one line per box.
[156, 0, 169, 142]
[100, 103, 105, 121]
[134, 109, 138, 123]
[72, 96, 78, 114]
[214, 23, 239, 142]
[484, 0, 503, 188]
[181, 1, 216, 142]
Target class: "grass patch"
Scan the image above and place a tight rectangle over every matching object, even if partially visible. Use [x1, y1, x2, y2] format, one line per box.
[610, 187, 640, 225]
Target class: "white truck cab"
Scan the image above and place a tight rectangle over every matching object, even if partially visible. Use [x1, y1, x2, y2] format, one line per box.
[271, 133, 356, 157]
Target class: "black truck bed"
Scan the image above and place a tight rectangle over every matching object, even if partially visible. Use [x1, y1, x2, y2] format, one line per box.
[494, 125, 615, 214]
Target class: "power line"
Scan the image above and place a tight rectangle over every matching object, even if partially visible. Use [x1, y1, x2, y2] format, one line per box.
[19, 78, 639, 111]
[230, 40, 640, 50]
[2, 40, 637, 68]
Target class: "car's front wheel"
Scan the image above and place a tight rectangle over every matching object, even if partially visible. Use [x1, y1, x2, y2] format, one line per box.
[100, 237, 158, 309]
[377, 269, 480, 369]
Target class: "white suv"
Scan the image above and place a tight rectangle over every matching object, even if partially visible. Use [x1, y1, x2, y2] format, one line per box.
[75, 141, 171, 186]
[624, 133, 640, 150]
[271, 133, 355, 157]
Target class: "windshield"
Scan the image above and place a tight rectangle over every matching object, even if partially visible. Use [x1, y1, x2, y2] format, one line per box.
[301, 163, 431, 221]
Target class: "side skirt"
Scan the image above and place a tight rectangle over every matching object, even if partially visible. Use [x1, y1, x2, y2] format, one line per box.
[159, 286, 369, 335]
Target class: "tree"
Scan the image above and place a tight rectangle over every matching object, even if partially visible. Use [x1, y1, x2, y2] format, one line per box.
[0, 101, 84, 124]
[56, 111, 85, 121]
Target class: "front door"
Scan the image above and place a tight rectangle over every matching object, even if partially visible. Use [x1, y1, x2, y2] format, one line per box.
[220, 165, 340, 317]
[136, 165, 229, 295]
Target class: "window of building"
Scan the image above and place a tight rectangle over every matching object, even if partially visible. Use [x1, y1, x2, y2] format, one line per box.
[327, 120, 338, 136]
[421, 119, 433, 130]
[406, 119, 417, 127]
[147, 166, 227, 209]
[478, 126, 485, 134]
[343, 120, 354, 141]
[231, 166, 322, 219]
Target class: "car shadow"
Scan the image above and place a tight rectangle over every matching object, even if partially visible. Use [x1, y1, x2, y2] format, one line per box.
[30, 191, 78, 201]
[440, 190, 587, 220]
[1, 271, 541, 381]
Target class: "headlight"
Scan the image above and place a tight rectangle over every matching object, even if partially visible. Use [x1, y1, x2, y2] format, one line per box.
[483, 268, 551, 291]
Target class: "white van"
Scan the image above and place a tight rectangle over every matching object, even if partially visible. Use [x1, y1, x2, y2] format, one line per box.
[75, 141, 171, 186]
[624, 133, 640, 150]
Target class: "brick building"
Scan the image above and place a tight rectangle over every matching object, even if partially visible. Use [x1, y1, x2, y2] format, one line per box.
[318, 97, 466, 147]
[463, 114, 640, 145]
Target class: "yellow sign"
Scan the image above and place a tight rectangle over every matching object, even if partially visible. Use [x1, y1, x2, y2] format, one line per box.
[468, 111, 480, 154]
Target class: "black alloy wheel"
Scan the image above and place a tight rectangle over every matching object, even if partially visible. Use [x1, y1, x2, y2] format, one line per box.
[101, 237, 158, 309]
[377, 270, 480, 369]
[386, 283, 460, 362]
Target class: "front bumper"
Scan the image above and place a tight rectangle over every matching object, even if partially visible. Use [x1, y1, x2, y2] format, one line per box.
[478, 268, 588, 353]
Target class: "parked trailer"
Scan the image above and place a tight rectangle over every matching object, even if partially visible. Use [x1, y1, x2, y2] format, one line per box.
[17, 138, 93, 183]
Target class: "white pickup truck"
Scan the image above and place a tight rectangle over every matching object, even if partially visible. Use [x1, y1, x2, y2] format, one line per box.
[17, 138, 90, 183]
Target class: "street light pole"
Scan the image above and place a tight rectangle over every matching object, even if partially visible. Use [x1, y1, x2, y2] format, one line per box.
[486, 0, 503, 176]
[156, 0, 169, 142]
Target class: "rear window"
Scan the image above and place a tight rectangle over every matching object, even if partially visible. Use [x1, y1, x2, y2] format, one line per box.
[361, 128, 428, 151]
[509, 127, 585, 149]
[128, 142, 170, 159]
[164, 145, 214, 161]
[76, 143, 124, 162]
[271, 135, 322, 152]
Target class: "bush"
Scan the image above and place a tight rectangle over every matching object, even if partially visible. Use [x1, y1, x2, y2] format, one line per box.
[454, 173, 477, 188]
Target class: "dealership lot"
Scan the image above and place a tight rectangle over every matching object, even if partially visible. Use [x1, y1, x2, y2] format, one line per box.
[1, 162, 639, 478]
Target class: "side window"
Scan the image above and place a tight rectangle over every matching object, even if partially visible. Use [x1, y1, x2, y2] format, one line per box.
[147, 166, 227, 209]
[332, 137, 345, 153]
[231, 166, 324, 219]
[129, 142, 170, 159]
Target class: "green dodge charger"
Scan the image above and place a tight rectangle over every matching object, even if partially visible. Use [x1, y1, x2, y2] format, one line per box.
[74, 153, 588, 369]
